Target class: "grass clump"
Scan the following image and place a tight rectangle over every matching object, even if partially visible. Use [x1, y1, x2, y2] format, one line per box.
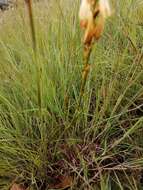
[0, 0, 143, 189]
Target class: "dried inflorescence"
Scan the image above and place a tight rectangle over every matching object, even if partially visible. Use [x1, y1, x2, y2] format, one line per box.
[79, 0, 111, 44]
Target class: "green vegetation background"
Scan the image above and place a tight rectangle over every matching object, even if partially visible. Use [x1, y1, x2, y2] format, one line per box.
[0, 0, 143, 189]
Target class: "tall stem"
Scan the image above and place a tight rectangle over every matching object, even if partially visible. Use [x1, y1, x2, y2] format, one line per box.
[79, 42, 93, 107]
[25, 0, 42, 112]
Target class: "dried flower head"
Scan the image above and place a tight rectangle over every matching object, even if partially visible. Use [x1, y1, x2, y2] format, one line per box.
[79, 0, 111, 44]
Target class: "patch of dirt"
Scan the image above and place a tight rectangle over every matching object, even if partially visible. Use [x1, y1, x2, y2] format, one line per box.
[10, 183, 27, 190]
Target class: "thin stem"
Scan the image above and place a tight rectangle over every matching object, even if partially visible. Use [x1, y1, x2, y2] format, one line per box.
[25, 0, 36, 51]
[25, 0, 42, 112]
[78, 42, 93, 107]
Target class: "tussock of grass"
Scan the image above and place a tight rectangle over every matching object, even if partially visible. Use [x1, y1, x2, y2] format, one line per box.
[0, 0, 143, 189]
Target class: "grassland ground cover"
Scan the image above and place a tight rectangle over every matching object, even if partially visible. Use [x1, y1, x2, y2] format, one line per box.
[0, 0, 143, 189]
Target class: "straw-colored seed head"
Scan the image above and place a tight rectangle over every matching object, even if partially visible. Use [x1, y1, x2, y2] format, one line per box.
[79, 0, 111, 44]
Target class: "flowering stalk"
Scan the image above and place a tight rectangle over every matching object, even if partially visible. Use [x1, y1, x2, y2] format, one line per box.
[79, 41, 93, 106]
[78, 0, 111, 106]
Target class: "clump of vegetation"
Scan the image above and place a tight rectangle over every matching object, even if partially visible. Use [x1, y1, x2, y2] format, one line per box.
[0, 0, 143, 189]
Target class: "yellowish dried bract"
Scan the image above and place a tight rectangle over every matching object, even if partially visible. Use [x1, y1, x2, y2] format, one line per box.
[79, 0, 111, 44]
